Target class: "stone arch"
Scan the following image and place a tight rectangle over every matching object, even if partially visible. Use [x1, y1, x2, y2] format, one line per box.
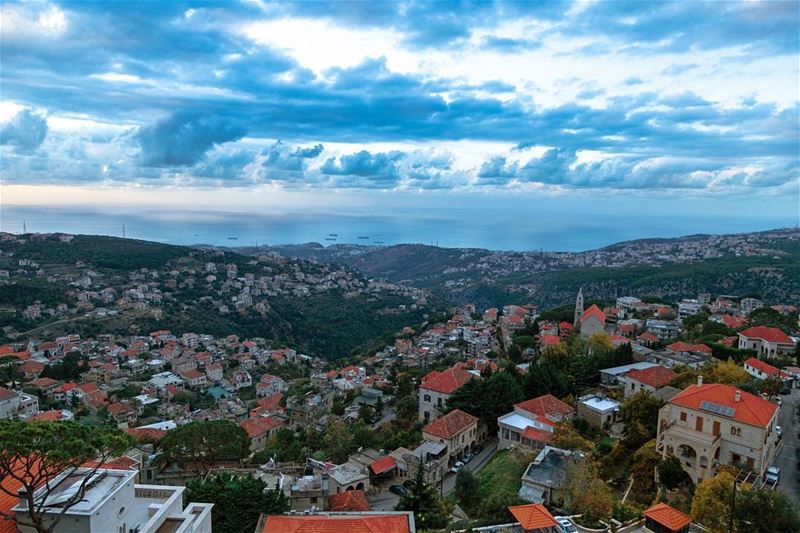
[356, 482, 365, 491]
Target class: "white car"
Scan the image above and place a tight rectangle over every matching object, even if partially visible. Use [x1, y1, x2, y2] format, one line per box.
[555, 517, 577, 533]
[764, 466, 780, 484]
[450, 461, 465, 474]
[776, 425, 782, 438]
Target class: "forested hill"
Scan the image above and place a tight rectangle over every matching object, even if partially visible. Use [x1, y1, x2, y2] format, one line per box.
[239, 228, 800, 309]
[0, 233, 440, 358]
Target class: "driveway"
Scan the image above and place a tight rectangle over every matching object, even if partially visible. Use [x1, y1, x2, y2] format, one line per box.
[773, 386, 799, 506]
[441, 437, 499, 496]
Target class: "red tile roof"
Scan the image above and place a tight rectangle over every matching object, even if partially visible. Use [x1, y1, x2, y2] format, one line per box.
[422, 409, 478, 439]
[581, 304, 605, 324]
[260, 514, 411, 533]
[625, 365, 677, 389]
[720, 315, 746, 329]
[420, 366, 475, 394]
[508, 503, 558, 530]
[738, 326, 793, 344]
[744, 358, 789, 378]
[670, 383, 778, 428]
[521, 426, 553, 443]
[240, 416, 283, 438]
[666, 341, 712, 354]
[126, 427, 168, 442]
[540, 334, 561, 346]
[328, 490, 371, 512]
[637, 332, 659, 343]
[515, 394, 574, 419]
[644, 502, 692, 531]
[26, 410, 63, 422]
[369, 456, 396, 475]
[1, 458, 43, 533]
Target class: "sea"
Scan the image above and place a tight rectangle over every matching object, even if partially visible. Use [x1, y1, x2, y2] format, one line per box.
[0, 203, 794, 253]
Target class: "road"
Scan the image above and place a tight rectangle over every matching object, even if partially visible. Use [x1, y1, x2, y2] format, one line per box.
[442, 437, 499, 495]
[773, 386, 799, 506]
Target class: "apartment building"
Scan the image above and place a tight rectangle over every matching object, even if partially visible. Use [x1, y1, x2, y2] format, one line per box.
[656, 377, 779, 483]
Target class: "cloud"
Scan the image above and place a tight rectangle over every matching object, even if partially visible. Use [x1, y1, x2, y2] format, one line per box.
[134, 111, 246, 166]
[321, 150, 405, 187]
[0, 109, 48, 152]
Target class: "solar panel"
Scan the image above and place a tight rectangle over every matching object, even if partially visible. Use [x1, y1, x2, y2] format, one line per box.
[699, 400, 736, 418]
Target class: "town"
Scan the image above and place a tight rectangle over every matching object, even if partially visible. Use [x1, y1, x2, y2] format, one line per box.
[2, 255, 799, 533]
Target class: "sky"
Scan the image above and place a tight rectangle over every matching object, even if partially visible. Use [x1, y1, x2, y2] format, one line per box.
[0, 0, 799, 247]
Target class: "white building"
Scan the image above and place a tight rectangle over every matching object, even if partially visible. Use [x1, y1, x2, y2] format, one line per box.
[677, 299, 702, 321]
[737, 326, 795, 359]
[12, 468, 212, 533]
[0, 387, 39, 419]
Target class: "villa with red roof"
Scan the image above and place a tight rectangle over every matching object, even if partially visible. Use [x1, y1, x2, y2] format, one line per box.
[623, 365, 678, 398]
[743, 357, 791, 381]
[656, 377, 780, 483]
[737, 326, 795, 358]
[579, 304, 605, 338]
[422, 409, 479, 464]
[497, 395, 575, 452]
[418, 365, 476, 422]
[666, 341, 713, 355]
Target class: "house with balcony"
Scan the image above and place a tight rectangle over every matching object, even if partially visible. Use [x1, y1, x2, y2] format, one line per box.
[0, 387, 39, 420]
[418, 365, 476, 422]
[497, 395, 574, 452]
[422, 408, 479, 465]
[656, 377, 779, 483]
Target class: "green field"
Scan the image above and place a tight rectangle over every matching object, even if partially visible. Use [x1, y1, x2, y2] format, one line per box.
[477, 448, 534, 499]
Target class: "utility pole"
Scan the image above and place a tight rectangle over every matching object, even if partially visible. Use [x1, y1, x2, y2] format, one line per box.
[728, 477, 737, 533]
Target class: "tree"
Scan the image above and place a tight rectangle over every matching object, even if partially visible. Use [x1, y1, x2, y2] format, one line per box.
[619, 392, 664, 446]
[323, 417, 353, 463]
[446, 371, 523, 433]
[158, 420, 250, 473]
[0, 420, 135, 533]
[185, 472, 288, 533]
[629, 440, 660, 505]
[562, 456, 612, 524]
[691, 470, 735, 533]
[588, 332, 614, 355]
[658, 456, 690, 490]
[733, 486, 800, 533]
[395, 463, 451, 529]
[552, 421, 594, 452]
[454, 468, 480, 510]
[710, 358, 750, 385]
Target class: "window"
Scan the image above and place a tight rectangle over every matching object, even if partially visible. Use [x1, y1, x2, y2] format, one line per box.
[680, 412, 687, 422]
[424, 394, 431, 402]
[695, 416, 703, 432]
[713, 421, 720, 436]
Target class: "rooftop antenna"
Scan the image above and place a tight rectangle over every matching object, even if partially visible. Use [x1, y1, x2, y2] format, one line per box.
[22, 220, 26, 234]
[122, 224, 126, 238]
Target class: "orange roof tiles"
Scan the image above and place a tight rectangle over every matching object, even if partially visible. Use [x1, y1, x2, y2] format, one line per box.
[739, 326, 793, 344]
[369, 456, 396, 475]
[328, 490, 371, 512]
[126, 427, 168, 442]
[666, 341, 712, 354]
[508, 503, 558, 530]
[422, 409, 478, 439]
[581, 304, 605, 324]
[1, 458, 43, 533]
[521, 426, 553, 443]
[644, 502, 692, 531]
[744, 358, 789, 378]
[420, 366, 475, 394]
[260, 514, 411, 533]
[625, 365, 677, 388]
[240, 416, 283, 438]
[637, 332, 659, 343]
[515, 394, 574, 419]
[670, 383, 777, 428]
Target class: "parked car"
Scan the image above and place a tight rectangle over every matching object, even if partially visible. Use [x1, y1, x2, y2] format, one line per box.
[389, 484, 408, 495]
[555, 516, 578, 533]
[402, 479, 414, 489]
[776, 425, 782, 439]
[450, 461, 465, 474]
[764, 466, 780, 484]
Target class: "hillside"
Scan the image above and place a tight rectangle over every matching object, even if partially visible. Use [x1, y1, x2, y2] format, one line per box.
[0, 233, 440, 358]
[241, 228, 800, 308]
